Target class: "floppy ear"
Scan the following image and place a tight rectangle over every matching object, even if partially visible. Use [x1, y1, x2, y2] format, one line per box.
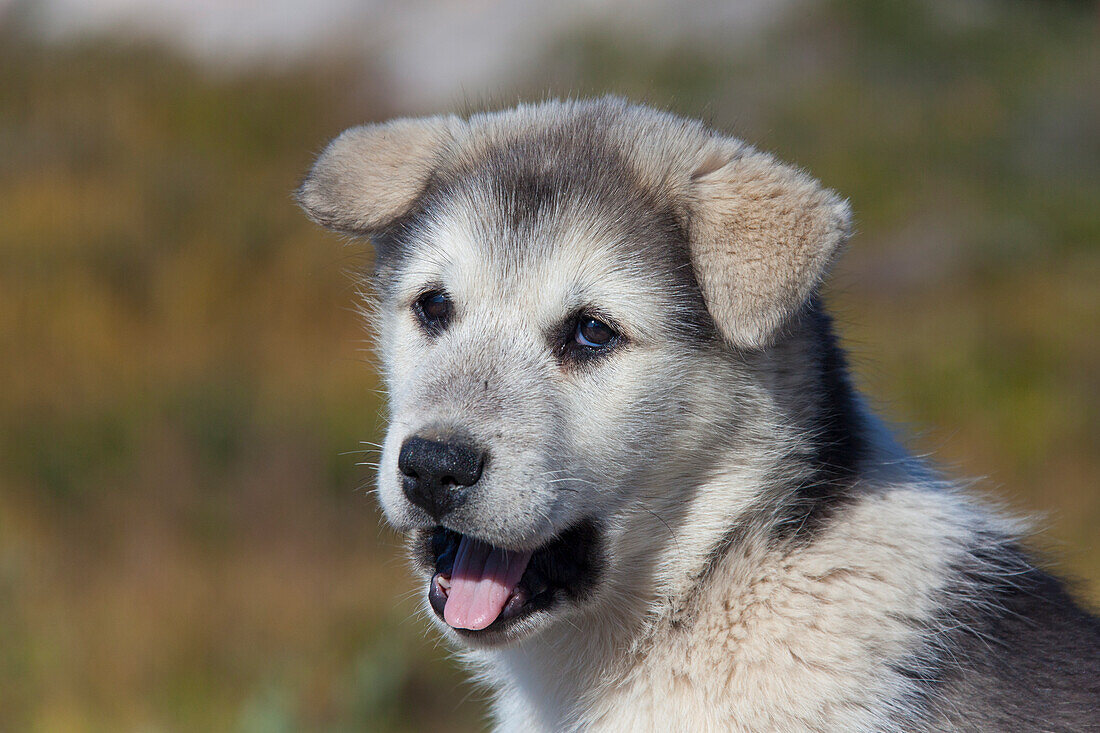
[688, 146, 851, 350]
[296, 115, 463, 235]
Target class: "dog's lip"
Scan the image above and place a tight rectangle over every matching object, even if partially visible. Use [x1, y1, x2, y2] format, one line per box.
[422, 521, 601, 640]
[427, 529, 554, 634]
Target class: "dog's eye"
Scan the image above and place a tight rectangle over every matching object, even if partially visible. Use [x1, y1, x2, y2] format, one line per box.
[575, 317, 617, 348]
[414, 290, 452, 333]
[555, 312, 624, 366]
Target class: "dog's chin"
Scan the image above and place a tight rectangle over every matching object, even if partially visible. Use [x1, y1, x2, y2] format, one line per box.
[411, 521, 602, 648]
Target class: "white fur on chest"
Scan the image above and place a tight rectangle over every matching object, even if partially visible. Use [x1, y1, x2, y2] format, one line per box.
[480, 487, 985, 733]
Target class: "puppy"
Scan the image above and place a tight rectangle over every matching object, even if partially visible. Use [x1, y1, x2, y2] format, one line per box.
[298, 97, 1100, 731]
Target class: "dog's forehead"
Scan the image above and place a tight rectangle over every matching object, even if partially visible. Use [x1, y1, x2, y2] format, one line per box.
[381, 121, 713, 338]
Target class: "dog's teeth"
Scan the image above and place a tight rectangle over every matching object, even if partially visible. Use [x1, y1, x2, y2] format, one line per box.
[437, 575, 451, 590]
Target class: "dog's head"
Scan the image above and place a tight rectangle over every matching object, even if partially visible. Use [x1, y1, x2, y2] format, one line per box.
[298, 98, 850, 646]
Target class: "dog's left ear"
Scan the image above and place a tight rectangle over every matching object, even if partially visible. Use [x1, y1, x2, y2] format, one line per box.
[296, 115, 463, 235]
[687, 146, 851, 350]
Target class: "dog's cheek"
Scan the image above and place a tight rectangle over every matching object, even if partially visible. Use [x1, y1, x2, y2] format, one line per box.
[379, 309, 451, 443]
[370, 318, 435, 529]
[562, 350, 679, 483]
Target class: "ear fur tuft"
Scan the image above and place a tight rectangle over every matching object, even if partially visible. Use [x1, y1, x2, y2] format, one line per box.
[688, 147, 851, 350]
[296, 115, 463, 235]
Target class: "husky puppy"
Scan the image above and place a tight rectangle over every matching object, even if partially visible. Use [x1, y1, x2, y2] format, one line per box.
[298, 98, 1100, 732]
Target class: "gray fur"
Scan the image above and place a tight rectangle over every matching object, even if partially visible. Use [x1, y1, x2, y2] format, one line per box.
[298, 97, 1100, 731]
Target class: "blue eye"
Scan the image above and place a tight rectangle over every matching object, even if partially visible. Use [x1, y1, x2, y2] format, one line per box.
[575, 317, 616, 347]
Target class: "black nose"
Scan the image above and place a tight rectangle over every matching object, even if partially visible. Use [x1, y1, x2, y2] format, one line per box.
[398, 433, 485, 519]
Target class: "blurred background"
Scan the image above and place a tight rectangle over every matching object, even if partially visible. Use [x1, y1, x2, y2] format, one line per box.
[1, 0, 1097, 730]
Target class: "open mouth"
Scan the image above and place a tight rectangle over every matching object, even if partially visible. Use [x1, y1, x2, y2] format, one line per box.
[418, 521, 600, 638]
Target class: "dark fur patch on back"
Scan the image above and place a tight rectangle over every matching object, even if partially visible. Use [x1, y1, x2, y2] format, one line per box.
[890, 538, 1100, 730]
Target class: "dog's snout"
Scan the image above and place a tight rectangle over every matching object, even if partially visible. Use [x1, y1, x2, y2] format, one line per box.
[399, 434, 485, 519]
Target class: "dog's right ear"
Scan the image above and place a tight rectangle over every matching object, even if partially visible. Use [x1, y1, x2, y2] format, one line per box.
[686, 145, 851, 351]
[296, 115, 463, 235]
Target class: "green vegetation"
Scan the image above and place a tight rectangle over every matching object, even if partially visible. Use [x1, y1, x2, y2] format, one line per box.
[1, 1, 1097, 729]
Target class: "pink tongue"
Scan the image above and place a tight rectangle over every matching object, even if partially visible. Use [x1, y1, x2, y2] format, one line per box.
[443, 535, 532, 631]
